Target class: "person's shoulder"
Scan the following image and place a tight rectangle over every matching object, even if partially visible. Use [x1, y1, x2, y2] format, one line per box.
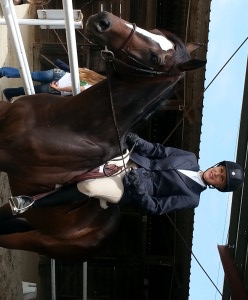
[164, 146, 194, 155]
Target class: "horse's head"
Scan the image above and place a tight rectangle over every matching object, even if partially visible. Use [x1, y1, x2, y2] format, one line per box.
[85, 11, 206, 75]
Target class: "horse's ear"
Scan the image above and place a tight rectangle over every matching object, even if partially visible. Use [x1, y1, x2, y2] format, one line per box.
[178, 59, 207, 71]
[186, 42, 205, 54]
[150, 29, 162, 35]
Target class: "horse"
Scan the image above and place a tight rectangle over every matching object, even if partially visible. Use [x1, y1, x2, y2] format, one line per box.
[0, 11, 206, 260]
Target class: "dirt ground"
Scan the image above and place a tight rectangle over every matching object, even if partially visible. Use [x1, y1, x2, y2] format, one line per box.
[0, 4, 43, 300]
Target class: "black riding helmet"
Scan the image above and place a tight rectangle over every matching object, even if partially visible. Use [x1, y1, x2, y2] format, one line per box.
[215, 161, 244, 192]
[202, 161, 244, 192]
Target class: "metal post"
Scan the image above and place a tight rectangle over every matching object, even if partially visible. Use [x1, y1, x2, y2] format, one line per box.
[51, 259, 56, 300]
[61, 4, 87, 298]
[0, 18, 82, 27]
[62, 0, 80, 95]
[83, 262, 87, 300]
[0, 0, 35, 95]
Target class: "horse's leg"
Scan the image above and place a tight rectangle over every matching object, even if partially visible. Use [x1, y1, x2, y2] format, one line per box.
[0, 230, 93, 260]
[0, 203, 15, 220]
[0, 230, 55, 255]
[0, 206, 121, 261]
[0, 218, 34, 234]
[0, 203, 34, 234]
[0, 215, 117, 260]
[32, 183, 89, 208]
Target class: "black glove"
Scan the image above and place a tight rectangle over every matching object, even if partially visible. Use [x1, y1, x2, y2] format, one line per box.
[127, 169, 140, 188]
[126, 132, 139, 147]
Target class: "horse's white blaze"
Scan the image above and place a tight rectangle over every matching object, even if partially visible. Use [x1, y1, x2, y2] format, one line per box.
[126, 23, 174, 51]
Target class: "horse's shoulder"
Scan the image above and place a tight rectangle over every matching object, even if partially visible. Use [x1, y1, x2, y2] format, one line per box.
[0, 101, 11, 116]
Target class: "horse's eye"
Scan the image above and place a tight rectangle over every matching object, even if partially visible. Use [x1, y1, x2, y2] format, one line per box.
[151, 54, 158, 65]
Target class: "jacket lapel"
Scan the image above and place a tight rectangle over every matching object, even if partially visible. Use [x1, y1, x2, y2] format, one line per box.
[175, 170, 206, 193]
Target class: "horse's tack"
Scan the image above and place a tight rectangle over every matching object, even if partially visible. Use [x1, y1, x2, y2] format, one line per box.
[101, 22, 182, 77]
[102, 46, 183, 78]
[9, 149, 130, 215]
[101, 23, 137, 61]
[118, 23, 137, 51]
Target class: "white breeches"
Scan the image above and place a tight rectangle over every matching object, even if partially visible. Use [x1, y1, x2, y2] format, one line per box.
[77, 150, 135, 209]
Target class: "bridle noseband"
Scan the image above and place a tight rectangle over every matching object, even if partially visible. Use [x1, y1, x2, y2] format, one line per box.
[101, 23, 182, 78]
[118, 23, 137, 51]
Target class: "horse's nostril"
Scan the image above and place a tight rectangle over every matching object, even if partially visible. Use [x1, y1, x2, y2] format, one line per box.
[97, 19, 110, 32]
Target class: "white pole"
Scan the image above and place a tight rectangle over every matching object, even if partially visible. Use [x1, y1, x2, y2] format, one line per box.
[45, 1, 85, 299]
[0, 18, 82, 27]
[83, 262, 87, 300]
[62, 4, 87, 299]
[62, 0, 80, 95]
[0, 0, 35, 95]
[51, 259, 56, 300]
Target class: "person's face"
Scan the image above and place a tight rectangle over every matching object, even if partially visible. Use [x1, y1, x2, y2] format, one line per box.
[203, 165, 227, 190]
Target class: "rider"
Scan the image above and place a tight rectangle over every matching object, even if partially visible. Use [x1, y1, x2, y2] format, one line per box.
[10, 133, 244, 215]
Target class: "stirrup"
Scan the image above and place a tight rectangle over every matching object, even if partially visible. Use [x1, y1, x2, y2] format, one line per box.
[9, 195, 34, 215]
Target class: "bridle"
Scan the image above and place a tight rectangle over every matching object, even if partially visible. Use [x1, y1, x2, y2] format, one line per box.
[118, 23, 137, 51]
[101, 23, 183, 78]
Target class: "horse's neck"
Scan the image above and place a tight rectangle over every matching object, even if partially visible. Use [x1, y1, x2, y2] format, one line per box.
[69, 74, 181, 137]
[108, 74, 181, 126]
[112, 73, 181, 99]
[0, 102, 11, 118]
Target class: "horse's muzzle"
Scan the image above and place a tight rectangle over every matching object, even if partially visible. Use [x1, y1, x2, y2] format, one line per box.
[86, 11, 112, 34]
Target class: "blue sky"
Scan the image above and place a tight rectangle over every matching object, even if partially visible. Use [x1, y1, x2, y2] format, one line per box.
[189, 1, 248, 299]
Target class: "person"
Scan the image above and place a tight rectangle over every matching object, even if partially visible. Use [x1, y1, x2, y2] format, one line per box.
[13, 0, 51, 5]
[0, 67, 106, 102]
[9, 132, 244, 215]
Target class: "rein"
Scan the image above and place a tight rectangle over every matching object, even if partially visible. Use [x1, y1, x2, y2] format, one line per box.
[101, 47, 130, 177]
[100, 24, 183, 177]
[104, 55, 183, 78]
[99, 24, 140, 176]
[101, 51, 182, 79]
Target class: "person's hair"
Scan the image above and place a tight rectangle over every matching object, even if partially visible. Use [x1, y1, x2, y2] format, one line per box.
[27, 0, 51, 4]
[78, 68, 106, 85]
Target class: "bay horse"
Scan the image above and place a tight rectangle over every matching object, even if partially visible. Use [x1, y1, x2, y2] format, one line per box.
[0, 11, 206, 260]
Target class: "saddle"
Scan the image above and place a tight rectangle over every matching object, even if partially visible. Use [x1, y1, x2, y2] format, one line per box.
[9, 151, 130, 215]
[71, 164, 122, 182]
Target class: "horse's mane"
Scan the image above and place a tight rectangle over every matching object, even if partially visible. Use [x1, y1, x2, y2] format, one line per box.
[135, 77, 182, 125]
[157, 29, 191, 64]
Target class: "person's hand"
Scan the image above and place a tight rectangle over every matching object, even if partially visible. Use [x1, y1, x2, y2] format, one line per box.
[126, 132, 139, 146]
[50, 81, 59, 91]
[127, 169, 140, 188]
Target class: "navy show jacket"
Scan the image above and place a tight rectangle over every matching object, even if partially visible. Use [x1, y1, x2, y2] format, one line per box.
[121, 136, 206, 215]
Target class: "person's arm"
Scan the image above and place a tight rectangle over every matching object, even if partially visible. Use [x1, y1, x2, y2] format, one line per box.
[54, 59, 70, 72]
[59, 86, 85, 92]
[50, 81, 85, 93]
[126, 169, 199, 214]
[131, 188, 199, 214]
[126, 132, 194, 159]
